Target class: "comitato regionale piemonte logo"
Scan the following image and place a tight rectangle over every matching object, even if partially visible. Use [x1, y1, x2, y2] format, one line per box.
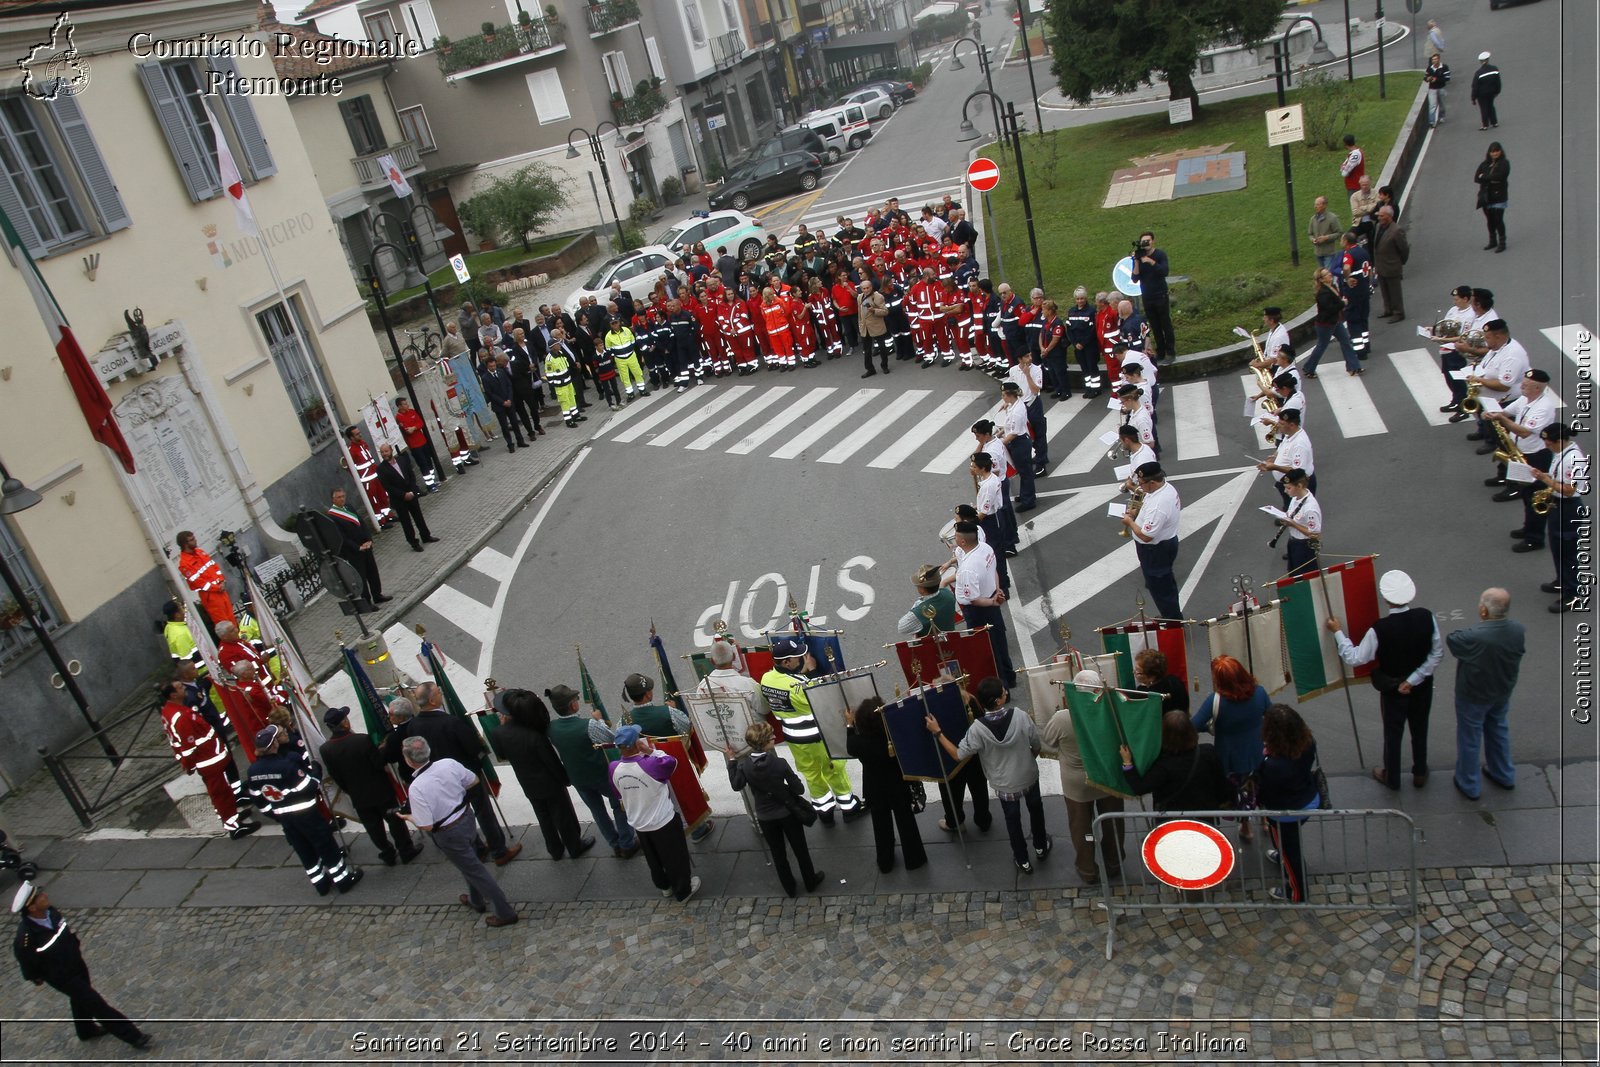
[18, 11, 92, 100]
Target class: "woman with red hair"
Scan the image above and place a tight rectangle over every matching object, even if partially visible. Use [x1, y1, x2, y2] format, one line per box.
[1192, 655, 1271, 838]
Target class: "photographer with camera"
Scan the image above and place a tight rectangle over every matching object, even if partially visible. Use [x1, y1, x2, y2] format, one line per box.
[1130, 231, 1175, 364]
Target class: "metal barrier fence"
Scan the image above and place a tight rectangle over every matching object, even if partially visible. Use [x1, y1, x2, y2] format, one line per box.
[1091, 808, 1424, 979]
[39, 699, 178, 828]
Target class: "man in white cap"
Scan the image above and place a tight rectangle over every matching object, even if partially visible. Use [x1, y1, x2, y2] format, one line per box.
[1040, 670, 1126, 885]
[1325, 569, 1443, 790]
[12, 883, 151, 1049]
[1471, 52, 1501, 129]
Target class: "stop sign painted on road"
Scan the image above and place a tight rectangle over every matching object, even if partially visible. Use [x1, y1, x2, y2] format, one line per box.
[967, 157, 1000, 193]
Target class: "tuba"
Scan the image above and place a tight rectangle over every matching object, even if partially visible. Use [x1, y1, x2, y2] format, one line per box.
[1430, 318, 1463, 340]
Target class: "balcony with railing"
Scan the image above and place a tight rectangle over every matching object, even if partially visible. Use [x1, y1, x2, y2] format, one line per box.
[586, 0, 641, 37]
[436, 16, 567, 81]
[351, 139, 422, 192]
[609, 80, 668, 125]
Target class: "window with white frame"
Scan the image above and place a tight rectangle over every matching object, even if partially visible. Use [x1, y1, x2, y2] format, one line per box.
[397, 105, 436, 152]
[683, 0, 706, 46]
[136, 58, 275, 204]
[602, 51, 632, 97]
[0, 91, 131, 257]
[645, 36, 666, 80]
[362, 10, 400, 46]
[398, 0, 440, 49]
[525, 68, 570, 124]
[257, 298, 339, 447]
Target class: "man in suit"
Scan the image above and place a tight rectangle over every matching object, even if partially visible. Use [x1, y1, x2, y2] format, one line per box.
[479, 354, 527, 452]
[947, 208, 978, 251]
[328, 487, 389, 603]
[715, 246, 741, 290]
[375, 444, 439, 552]
[319, 706, 420, 866]
[406, 681, 521, 866]
[1372, 205, 1410, 320]
[501, 332, 542, 439]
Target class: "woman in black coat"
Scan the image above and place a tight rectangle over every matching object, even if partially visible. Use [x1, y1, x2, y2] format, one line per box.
[1474, 141, 1510, 252]
[845, 697, 927, 873]
[727, 721, 824, 897]
[489, 688, 594, 859]
[1119, 711, 1232, 820]
[1253, 704, 1321, 902]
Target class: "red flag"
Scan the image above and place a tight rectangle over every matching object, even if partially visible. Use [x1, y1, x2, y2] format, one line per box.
[1, 205, 135, 475]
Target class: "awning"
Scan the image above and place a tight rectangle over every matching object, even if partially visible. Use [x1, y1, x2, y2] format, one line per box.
[821, 27, 913, 59]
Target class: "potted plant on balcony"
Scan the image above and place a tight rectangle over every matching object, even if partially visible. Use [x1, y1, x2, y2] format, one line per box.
[481, 21, 497, 43]
[545, 4, 560, 22]
[434, 34, 451, 55]
[300, 399, 328, 425]
[0, 596, 32, 632]
[517, 7, 532, 24]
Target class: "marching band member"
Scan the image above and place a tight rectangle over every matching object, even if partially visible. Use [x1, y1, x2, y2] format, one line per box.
[1120, 360, 1159, 454]
[1269, 373, 1306, 431]
[970, 452, 1009, 589]
[1115, 384, 1156, 457]
[972, 418, 1016, 553]
[1530, 423, 1590, 613]
[1257, 407, 1316, 509]
[1007, 351, 1049, 474]
[1488, 369, 1558, 551]
[1255, 306, 1292, 367]
[1464, 319, 1529, 445]
[1122, 463, 1183, 623]
[946, 523, 1017, 689]
[1116, 424, 1157, 493]
[1275, 469, 1323, 577]
[1435, 285, 1477, 419]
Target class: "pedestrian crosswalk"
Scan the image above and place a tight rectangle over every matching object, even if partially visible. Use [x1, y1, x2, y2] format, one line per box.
[587, 323, 1593, 477]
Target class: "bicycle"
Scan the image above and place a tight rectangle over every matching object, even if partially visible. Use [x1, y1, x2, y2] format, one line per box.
[399, 326, 442, 366]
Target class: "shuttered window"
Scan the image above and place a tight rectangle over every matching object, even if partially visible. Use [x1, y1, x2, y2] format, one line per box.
[0, 90, 128, 257]
[398, 0, 440, 49]
[397, 105, 436, 152]
[339, 95, 386, 156]
[525, 68, 569, 124]
[137, 58, 274, 203]
[0, 518, 61, 667]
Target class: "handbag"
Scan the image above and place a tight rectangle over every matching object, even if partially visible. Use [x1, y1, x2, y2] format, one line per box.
[745, 757, 818, 826]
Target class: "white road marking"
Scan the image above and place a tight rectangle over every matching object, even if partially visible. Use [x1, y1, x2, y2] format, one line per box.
[422, 582, 495, 637]
[726, 388, 836, 454]
[1314, 370, 1388, 437]
[467, 545, 514, 583]
[648, 385, 755, 447]
[685, 386, 793, 450]
[1015, 482, 1125, 551]
[1386, 349, 1455, 425]
[921, 397, 1000, 474]
[818, 389, 930, 464]
[868, 389, 987, 469]
[590, 389, 664, 439]
[611, 389, 712, 444]
[770, 388, 882, 459]
[1169, 381, 1219, 459]
[1539, 324, 1596, 369]
[1240, 374, 1274, 448]
[1053, 411, 1124, 476]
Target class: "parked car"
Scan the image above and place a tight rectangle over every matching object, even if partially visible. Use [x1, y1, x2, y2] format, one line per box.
[791, 117, 848, 163]
[750, 127, 829, 163]
[562, 245, 677, 315]
[833, 86, 895, 121]
[707, 152, 823, 212]
[850, 77, 917, 105]
[651, 209, 765, 263]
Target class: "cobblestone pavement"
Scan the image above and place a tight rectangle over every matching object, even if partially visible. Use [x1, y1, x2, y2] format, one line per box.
[2, 864, 1592, 1063]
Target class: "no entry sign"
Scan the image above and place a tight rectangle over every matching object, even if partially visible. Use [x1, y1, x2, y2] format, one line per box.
[1141, 819, 1236, 890]
[967, 157, 1000, 193]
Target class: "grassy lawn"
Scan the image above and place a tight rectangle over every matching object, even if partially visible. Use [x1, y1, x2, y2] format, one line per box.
[387, 235, 572, 303]
[983, 77, 1416, 353]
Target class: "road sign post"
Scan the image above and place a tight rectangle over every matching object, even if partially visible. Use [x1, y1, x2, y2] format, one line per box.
[966, 157, 1000, 193]
[1266, 94, 1307, 266]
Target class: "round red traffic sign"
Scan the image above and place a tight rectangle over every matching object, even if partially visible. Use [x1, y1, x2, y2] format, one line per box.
[967, 157, 1001, 193]
[1141, 819, 1236, 890]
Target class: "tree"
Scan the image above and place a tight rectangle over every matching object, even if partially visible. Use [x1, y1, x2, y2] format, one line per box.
[1048, 0, 1282, 116]
[456, 164, 573, 251]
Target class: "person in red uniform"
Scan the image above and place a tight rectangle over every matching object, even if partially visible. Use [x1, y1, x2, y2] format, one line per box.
[391, 398, 437, 490]
[963, 279, 990, 370]
[785, 287, 819, 367]
[175, 531, 235, 634]
[830, 272, 860, 354]
[159, 680, 259, 839]
[806, 279, 844, 359]
[1095, 292, 1124, 381]
[343, 426, 393, 528]
[223, 661, 275, 764]
[762, 288, 795, 369]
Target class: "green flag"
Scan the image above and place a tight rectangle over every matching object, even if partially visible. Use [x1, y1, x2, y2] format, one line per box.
[577, 647, 610, 724]
[686, 651, 715, 683]
[421, 641, 500, 791]
[1066, 684, 1164, 798]
[341, 644, 388, 746]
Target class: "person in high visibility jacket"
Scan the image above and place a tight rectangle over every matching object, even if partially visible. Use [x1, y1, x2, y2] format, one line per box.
[176, 531, 234, 633]
[159, 681, 258, 839]
[604, 318, 648, 400]
[544, 331, 581, 427]
[761, 288, 794, 369]
[759, 634, 865, 825]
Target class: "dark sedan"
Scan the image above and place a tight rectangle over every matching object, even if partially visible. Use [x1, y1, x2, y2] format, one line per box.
[707, 151, 823, 212]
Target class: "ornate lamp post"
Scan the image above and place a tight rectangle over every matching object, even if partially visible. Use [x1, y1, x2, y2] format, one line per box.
[566, 123, 627, 248]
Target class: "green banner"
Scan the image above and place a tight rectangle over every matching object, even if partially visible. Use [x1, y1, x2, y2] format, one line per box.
[1066, 684, 1164, 797]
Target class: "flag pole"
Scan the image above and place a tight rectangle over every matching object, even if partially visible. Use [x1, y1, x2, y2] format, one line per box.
[1313, 564, 1366, 767]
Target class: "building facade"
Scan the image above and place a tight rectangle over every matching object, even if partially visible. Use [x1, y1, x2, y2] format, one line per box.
[0, 0, 396, 785]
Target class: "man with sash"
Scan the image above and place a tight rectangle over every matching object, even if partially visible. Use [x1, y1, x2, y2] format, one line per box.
[589, 674, 716, 842]
[328, 487, 390, 604]
[759, 634, 865, 826]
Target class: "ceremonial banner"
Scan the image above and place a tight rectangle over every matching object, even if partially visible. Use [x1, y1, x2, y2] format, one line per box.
[684, 687, 758, 755]
[762, 629, 846, 675]
[604, 737, 712, 835]
[360, 393, 405, 454]
[577, 647, 611, 724]
[651, 626, 706, 771]
[881, 682, 971, 782]
[893, 628, 998, 690]
[341, 643, 389, 744]
[1202, 604, 1291, 695]
[244, 572, 324, 751]
[738, 644, 785, 742]
[1024, 651, 1119, 758]
[1276, 555, 1379, 700]
[423, 640, 500, 794]
[1066, 683, 1164, 798]
[1099, 620, 1191, 691]
[800, 669, 882, 761]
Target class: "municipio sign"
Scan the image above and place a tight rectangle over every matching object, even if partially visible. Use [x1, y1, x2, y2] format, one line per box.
[1142, 819, 1237, 890]
[967, 157, 1001, 193]
[1266, 103, 1305, 147]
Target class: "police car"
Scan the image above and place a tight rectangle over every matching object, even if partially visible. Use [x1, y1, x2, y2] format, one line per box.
[561, 244, 677, 315]
[651, 209, 766, 264]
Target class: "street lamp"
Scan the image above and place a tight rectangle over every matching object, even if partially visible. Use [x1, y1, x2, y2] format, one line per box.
[0, 458, 117, 761]
[1374, 0, 1387, 98]
[566, 123, 628, 249]
[371, 206, 450, 340]
[951, 36, 1006, 284]
[365, 244, 449, 482]
[958, 91, 1043, 293]
[1271, 16, 1332, 267]
[1011, 0, 1045, 138]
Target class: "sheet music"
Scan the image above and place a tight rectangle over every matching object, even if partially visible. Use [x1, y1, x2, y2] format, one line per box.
[1506, 461, 1537, 483]
[1258, 505, 1288, 520]
[1097, 429, 1119, 446]
[1107, 501, 1127, 518]
[1113, 463, 1131, 480]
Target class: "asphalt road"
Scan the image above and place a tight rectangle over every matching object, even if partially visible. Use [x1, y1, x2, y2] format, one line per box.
[342, 0, 1593, 802]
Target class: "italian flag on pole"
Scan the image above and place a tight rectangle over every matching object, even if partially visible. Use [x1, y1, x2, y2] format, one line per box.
[1276, 555, 1380, 700]
[1099, 620, 1190, 691]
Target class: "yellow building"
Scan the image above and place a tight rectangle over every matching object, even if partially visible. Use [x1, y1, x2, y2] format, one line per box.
[0, 0, 395, 784]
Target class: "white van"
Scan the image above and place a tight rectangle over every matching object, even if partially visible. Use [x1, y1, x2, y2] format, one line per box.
[802, 103, 874, 152]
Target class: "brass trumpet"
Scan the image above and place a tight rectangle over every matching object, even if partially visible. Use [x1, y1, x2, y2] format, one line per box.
[1460, 379, 1483, 415]
[1532, 487, 1556, 514]
[1117, 488, 1146, 539]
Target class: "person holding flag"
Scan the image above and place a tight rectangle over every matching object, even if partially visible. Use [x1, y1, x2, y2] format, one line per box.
[590, 674, 716, 843]
[547, 683, 640, 858]
[407, 682, 519, 866]
[759, 635, 865, 826]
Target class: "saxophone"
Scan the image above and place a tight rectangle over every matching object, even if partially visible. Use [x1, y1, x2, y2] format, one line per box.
[1531, 487, 1556, 514]
[1491, 419, 1527, 465]
[1235, 326, 1279, 443]
[1118, 487, 1146, 539]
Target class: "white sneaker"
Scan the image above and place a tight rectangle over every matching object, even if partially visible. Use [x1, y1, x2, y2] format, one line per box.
[682, 875, 702, 902]
[659, 886, 673, 898]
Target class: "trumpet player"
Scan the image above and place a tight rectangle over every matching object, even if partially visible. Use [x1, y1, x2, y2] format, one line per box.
[1263, 373, 1306, 434]
[1115, 424, 1156, 493]
[1531, 423, 1589, 613]
[1115, 383, 1157, 457]
[1464, 320, 1529, 446]
[1275, 469, 1323, 577]
[1251, 307, 1293, 370]
[1123, 463, 1183, 623]
[1435, 285, 1477, 419]
[1487, 369, 1557, 552]
[1257, 407, 1316, 510]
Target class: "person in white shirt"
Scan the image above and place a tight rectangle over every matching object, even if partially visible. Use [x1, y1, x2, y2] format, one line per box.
[695, 640, 764, 762]
[1116, 384, 1156, 456]
[1531, 422, 1590, 612]
[971, 419, 1016, 554]
[999, 382, 1036, 511]
[945, 523, 1016, 687]
[1275, 468, 1323, 577]
[1269, 373, 1306, 432]
[1257, 408, 1316, 508]
[1466, 319, 1528, 443]
[1435, 285, 1477, 417]
[971, 452, 1008, 558]
[1116, 424, 1156, 493]
[1487, 368, 1559, 548]
[1255, 306, 1293, 370]
[919, 208, 947, 243]
[1121, 463, 1183, 621]
[1007, 349, 1049, 472]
